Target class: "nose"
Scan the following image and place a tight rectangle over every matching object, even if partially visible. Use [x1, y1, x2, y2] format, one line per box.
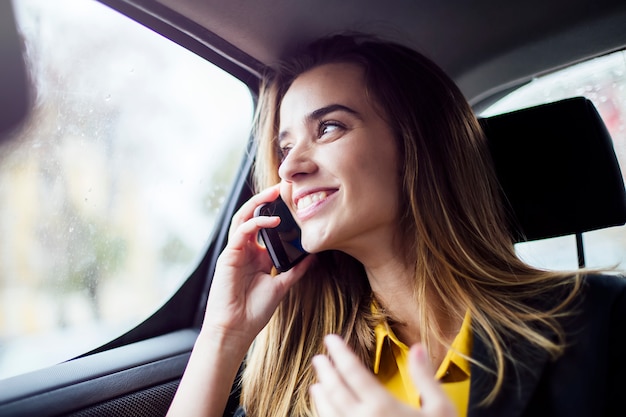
[278, 141, 317, 182]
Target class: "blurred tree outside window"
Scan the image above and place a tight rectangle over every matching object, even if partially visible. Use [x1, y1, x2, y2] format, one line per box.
[0, 0, 253, 379]
[481, 49, 626, 271]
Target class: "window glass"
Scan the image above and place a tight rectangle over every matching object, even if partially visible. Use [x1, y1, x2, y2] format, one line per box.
[0, 0, 253, 379]
[514, 235, 579, 271]
[481, 50, 626, 271]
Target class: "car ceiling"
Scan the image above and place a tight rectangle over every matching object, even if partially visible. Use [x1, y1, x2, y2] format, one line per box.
[151, 0, 626, 106]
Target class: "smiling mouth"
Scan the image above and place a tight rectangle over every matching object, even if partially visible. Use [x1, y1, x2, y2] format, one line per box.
[296, 190, 332, 210]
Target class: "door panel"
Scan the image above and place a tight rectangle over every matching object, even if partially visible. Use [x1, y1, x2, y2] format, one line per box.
[0, 330, 196, 417]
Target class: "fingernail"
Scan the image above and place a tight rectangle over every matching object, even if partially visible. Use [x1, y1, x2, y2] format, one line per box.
[324, 334, 343, 349]
[309, 383, 320, 397]
[412, 344, 426, 362]
[311, 355, 324, 369]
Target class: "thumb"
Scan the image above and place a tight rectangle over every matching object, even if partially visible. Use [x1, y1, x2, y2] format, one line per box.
[271, 254, 315, 294]
[408, 344, 457, 416]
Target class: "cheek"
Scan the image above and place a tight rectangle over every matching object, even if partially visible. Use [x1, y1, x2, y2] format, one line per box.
[363, 155, 402, 218]
[355, 145, 400, 191]
[279, 182, 293, 205]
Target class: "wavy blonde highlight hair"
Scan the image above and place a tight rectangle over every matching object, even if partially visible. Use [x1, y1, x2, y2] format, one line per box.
[242, 33, 581, 416]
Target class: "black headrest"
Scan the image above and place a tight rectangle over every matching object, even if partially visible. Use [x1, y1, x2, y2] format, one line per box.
[480, 97, 626, 242]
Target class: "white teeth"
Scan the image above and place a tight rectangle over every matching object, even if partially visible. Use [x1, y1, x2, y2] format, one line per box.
[297, 191, 328, 210]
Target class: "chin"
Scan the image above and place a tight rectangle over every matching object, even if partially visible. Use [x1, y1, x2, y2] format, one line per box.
[301, 234, 331, 254]
[301, 240, 322, 254]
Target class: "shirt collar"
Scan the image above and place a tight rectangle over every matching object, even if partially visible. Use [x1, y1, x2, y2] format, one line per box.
[373, 310, 472, 378]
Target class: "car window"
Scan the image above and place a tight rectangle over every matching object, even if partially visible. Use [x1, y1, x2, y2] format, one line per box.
[480, 49, 626, 271]
[0, 0, 253, 379]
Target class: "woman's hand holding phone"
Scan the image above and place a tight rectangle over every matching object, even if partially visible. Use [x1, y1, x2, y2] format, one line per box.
[168, 185, 313, 417]
[201, 185, 312, 353]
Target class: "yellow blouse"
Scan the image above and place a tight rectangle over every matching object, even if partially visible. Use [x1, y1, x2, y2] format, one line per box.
[372, 312, 473, 417]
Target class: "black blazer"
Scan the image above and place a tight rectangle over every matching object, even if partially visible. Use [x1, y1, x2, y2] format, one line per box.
[469, 274, 626, 417]
[232, 274, 626, 417]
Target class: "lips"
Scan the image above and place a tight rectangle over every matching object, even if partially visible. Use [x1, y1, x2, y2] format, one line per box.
[296, 190, 329, 210]
[293, 189, 337, 213]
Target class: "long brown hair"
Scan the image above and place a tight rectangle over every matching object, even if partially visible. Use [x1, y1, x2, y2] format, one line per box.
[242, 33, 581, 416]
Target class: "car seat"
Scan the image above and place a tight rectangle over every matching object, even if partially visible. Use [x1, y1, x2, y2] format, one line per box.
[480, 96, 626, 266]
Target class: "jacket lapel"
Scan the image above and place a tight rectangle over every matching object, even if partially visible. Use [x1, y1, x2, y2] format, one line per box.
[467, 330, 550, 417]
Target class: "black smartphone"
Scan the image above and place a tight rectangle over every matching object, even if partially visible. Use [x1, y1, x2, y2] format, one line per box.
[254, 196, 308, 272]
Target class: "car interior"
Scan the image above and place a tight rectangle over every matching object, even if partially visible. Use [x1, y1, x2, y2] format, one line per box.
[1, 0, 626, 416]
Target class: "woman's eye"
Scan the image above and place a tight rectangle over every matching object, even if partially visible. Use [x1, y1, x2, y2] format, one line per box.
[279, 145, 292, 160]
[319, 121, 343, 137]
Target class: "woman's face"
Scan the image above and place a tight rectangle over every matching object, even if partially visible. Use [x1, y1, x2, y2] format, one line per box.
[277, 62, 402, 260]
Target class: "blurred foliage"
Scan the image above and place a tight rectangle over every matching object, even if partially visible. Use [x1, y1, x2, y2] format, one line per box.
[201, 147, 245, 216]
[160, 234, 194, 265]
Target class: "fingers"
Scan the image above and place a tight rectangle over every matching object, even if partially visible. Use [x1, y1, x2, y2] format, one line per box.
[322, 335, 383, 397]
[227, 214, 280, 250]
[310, 335, 388, 415]
[229, 185, 280, 238]
[225, 185, 282, 254]
[310, 354, 355, 416]
[311, 337, 458, 417]
[408, 344, 457, 416]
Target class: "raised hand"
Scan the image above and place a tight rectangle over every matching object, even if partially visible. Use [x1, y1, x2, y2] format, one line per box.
[203, 184, 313, 349]
[310, 335, 457, 417]
[167, 185, 313, 417]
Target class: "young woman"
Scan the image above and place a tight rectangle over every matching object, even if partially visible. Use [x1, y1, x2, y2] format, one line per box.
[167, 34, 626, 417]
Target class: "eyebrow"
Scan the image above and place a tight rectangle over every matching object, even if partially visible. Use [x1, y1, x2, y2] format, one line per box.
[278, 104, 361, 142]
[308, 103, 361, 121]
